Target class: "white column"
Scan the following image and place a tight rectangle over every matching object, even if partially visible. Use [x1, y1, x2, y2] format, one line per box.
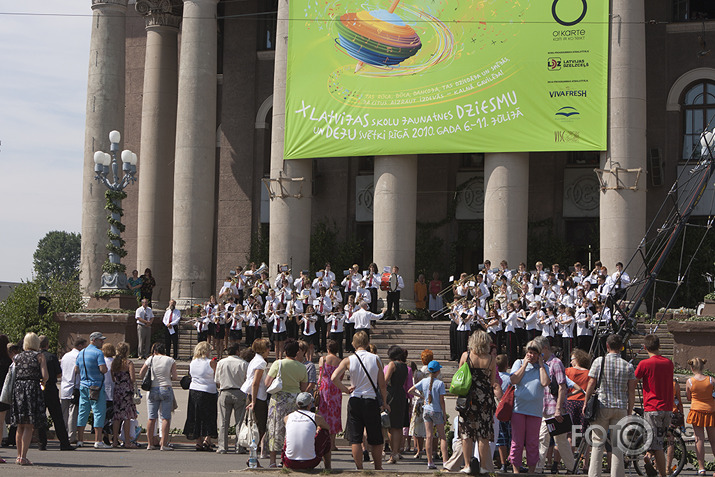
[171, 0, 219, 306]
[135, 1, 181, 307]
[483, 153, 529, 266]
[268, 0, 312, 276]
[80, 0, 128, 297]
[373, 155, 418, 305]
[599, 0, 647, 271]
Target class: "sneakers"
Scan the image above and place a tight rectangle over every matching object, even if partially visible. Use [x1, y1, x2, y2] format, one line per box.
[428, 463, 437, 470]
[216, 449, 227, 454]
[76, 441, 84, 448]
[94, 441, 112, 449]
[160, 446, 174, 451]
[460, 467, 472, 474]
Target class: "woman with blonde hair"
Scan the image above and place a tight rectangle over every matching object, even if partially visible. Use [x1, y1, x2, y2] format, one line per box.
[183, 341, 218, 451]
[243, 338, 271, 461]
[11, 332, 49, 465]
[111, 342, 138, 448]
[457, 330, 499, 474]
[686, 357, 715, 476]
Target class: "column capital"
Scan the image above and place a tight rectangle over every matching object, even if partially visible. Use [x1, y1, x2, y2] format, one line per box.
[91, 0, 128, 9]
[136, 0, 182, 29]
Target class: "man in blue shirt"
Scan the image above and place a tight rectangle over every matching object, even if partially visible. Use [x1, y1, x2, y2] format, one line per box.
[74, 331, 109, 448]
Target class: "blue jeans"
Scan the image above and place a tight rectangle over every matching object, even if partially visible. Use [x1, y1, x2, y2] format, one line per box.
[147, 386, 174, 420]
[77, 386, 107, 429]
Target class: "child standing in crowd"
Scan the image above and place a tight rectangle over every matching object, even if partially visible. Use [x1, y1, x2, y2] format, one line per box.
[408, 360, 448, 470]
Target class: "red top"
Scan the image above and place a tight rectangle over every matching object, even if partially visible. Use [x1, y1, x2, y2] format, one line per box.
[635, 355, 674, 412]
[565, 367, 589, 401]
[429, 280, 442, 295]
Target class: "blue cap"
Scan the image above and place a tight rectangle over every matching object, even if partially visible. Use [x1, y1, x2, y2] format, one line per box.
[427, 360, 442, 372]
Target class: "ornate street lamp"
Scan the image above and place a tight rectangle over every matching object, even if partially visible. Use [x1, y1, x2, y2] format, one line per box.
[93, 130, 138, 290]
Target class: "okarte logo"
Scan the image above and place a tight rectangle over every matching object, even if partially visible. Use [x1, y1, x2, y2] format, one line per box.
[552, 0, 587, 27]
[547, 57, 562, 71]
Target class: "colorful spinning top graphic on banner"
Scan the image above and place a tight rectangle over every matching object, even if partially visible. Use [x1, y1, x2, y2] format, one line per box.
[336, 0, 422, 72]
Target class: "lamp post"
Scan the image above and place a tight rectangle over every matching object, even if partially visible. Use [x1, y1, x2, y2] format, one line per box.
[93, 130, 138, 291]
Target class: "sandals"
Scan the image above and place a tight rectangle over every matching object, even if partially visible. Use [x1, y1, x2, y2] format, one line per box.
[16, 457, 33, 466]
[696, 471, 707, 476]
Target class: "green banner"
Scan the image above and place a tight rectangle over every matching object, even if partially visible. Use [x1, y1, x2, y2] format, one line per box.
[284, 0, 608, 159]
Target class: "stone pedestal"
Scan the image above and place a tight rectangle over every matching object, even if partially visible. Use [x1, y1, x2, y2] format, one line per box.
[668, 321, 715, 369]
[170, 0, 219, 307]
[55, 312, 136, 354]
[86, 294, 139, 310]
[599, 0, 647, 271]
[373, 155, 418, 307]
[483, 152, 529, 266]
[80, 0, 128, 297]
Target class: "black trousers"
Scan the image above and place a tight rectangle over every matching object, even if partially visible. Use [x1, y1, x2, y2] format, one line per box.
[506, 331, 518, 366]
[345, 323, 355, 352]
[386, 291, 400, 319]
[329, 331, 344, 359]
[449, 321, 458, 361]
[39, 384, 71, 448]
[316, 314, 327, 351]
[577, 334, 593, 352]
[369, 288, 378, 313]
[165, 328, 179, 359]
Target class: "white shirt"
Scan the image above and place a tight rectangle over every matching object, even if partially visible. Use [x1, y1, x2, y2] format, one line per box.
[389, 274, 405, 292]
[266, 312, 287, 334]
[352, 308, 384, 329]
[342, 274, 360, 292]
[314, 295, 333, 314]
[135, 305, 154, 326]
[104, 356, 114, 401]
[163, 308, 181, 335]
[576, 307, 593, 336]
[611, 271, 630, 289]
[301, 313, 318, 335]
[241, 354, 268, 400]
[560, 315, 575, 338]
[541, 314, 555, 337]
[60, 348, 80, 399]
[189, 357, 217, 393]
[326, 313, 346, 333]
[285, 411, 319, 460]
[365, 272, 379, 289]
[525, 310, 541, 330]
[453, 312, 472, 332]
[357, 286, 371, 303]
[503, 311, 518, 333]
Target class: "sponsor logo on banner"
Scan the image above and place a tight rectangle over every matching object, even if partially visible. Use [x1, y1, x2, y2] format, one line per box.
[555, 106, 581, 121]
[548, 58, 589, 70]
[554, 130, 581, 142]
[549, 90, 587, 98]
[552, 0, 588, 27]
[553, 29, 587, 41]
[547, 58, 562, 71]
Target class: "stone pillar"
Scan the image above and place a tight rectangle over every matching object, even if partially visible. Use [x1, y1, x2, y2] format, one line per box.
[483, 153, 529, 266]
[268, 0, 312, 276]
[80, 0, 128, 297]
[599, 0, 647, 271]
[135, 1, 181, 307]
[373, 155, 418, 306]
[170, 0, 219, 307]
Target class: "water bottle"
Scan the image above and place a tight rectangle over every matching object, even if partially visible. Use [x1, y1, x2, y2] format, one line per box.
[248, 439, 258, 468]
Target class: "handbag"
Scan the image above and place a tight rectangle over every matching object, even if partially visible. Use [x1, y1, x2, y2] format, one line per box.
[0, 363, 15, 405]
[266, 360, 283, 394]
[313, 365, 323, 409]
[354, 351, 383, 407]
[141, 357, 153, 392]
[237, 410, 260, 448]
[180, 374, 192, 390]
[583, 354, 606, 422]
[495, 384, 515, 422]
[450, 361, 472, 396]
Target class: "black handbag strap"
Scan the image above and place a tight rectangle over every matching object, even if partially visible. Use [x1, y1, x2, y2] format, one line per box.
[296, 410, 318, 428]
[594, 353, 607, 390]
[354, 352, 380, 398]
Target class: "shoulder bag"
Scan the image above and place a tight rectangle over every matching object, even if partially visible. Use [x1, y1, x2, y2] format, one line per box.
[237, 409, 260, 448]
[450, 356, 473, 396]
[495, 384, 515, 422]
[354, 351, 383, 407]
[583, 355, 606, 422]
[0, 363, 15, 405]
[266, 360, 283, 394]
[141, 356, 153, 392]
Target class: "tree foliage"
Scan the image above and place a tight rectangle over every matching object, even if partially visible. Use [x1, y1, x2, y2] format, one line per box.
[33, 231, 81, 282]
[0, 277, 82, 351]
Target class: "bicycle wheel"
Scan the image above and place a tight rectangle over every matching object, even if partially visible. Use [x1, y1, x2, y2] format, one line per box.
[632, 430, 686, 477]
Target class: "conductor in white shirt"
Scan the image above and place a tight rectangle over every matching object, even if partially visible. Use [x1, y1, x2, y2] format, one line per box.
[163, 299, 181, 360]
[386, 266, 405, 320]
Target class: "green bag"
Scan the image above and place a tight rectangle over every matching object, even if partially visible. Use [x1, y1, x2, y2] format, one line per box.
[449, 361, 472, 396]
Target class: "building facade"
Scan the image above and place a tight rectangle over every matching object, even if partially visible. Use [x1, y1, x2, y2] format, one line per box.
[79, 0, 715, 308]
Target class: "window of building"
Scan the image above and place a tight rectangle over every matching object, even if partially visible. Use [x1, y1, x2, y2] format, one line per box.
[459, 153, 484, 170]
[257, 0, 278, 51]
[682, 80, 715, 160]
[673, 0, 715, 21]
[358, 156, 374, 173]
[566, 151, 600, 166]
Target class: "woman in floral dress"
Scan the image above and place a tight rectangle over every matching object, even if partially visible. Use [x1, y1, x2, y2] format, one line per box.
[318, 340, 343, 450]
[111, 342, 138, 448]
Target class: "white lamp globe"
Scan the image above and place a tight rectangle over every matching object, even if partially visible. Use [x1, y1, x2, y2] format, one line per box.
[109, 130, 121, 144]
